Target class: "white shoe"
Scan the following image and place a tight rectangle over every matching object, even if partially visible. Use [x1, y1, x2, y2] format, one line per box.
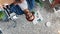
[9, 12, 18, 20]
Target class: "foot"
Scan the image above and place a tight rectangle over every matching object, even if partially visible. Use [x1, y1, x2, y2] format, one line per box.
[25, 12, 35, 22]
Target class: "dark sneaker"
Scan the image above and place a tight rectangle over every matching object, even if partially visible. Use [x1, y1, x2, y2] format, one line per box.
[0, 28, 3, 34]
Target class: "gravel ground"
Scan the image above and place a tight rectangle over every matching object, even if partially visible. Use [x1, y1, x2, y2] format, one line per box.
[0, 0, 60, 34]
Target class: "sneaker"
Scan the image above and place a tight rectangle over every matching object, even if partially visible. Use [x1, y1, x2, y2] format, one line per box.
[0, 28, 3, 34]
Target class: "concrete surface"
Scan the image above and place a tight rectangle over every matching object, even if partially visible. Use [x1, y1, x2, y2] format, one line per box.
[0, 0, 60, 34]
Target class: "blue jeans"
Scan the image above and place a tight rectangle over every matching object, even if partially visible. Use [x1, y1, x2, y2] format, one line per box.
[10, 0, 35, 15]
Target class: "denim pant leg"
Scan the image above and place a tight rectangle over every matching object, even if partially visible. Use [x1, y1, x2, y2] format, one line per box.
[26, 0, 35, 10]
[10, 5, 24, 15]
[10, 0, 35, 15]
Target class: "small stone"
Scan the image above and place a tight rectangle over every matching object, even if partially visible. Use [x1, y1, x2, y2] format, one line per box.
[46, 22, 51, 27]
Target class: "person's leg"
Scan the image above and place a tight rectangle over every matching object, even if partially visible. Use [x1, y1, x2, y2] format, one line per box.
[9, 4, 24, 15]
[24, 0, 35, 21]
[17, 0, 35, 21]
[26, 0, 35, 10]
